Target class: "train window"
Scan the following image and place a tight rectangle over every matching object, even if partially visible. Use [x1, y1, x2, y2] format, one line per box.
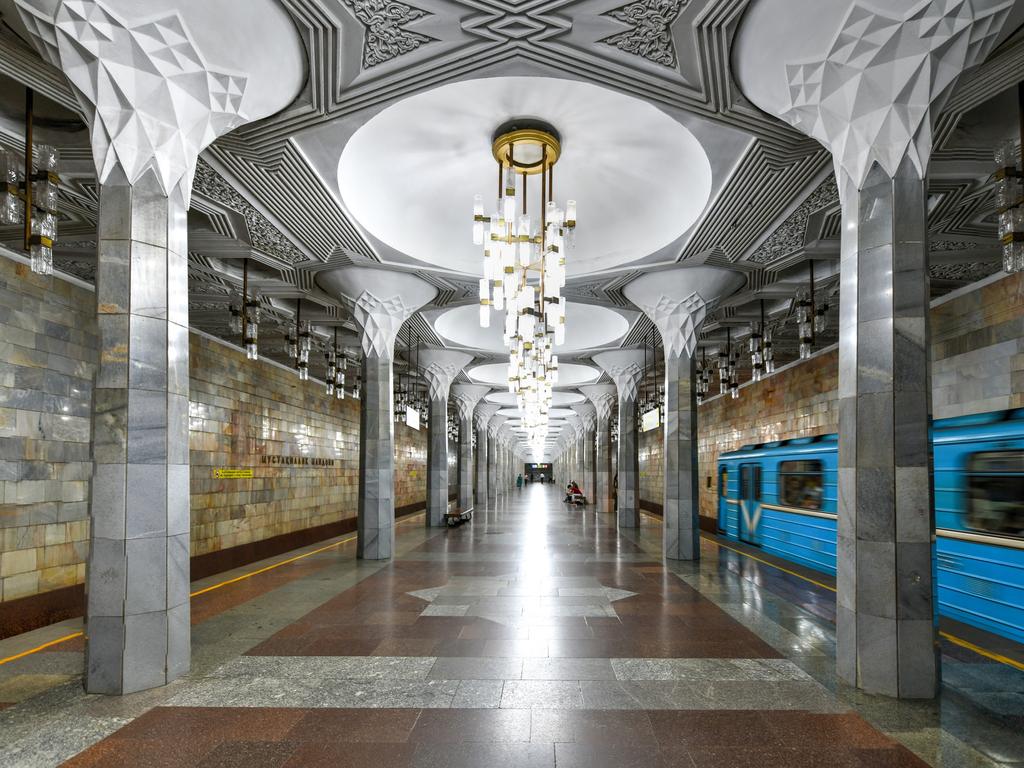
[966, 451, 1024, 538]
[719, 467, 728, 498]
[779, 460, 824, 511]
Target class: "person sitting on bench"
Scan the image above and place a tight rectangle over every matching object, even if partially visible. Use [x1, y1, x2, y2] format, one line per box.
[564, 481, 586, 505]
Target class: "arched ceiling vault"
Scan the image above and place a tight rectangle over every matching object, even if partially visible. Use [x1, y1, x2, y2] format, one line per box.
[0, 0, 1020, 439]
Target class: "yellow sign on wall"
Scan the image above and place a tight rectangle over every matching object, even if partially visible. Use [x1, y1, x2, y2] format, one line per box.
[214, 468, 254, 479]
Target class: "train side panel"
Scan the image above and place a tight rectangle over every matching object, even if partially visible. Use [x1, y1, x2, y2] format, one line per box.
[716, 415, 1024, 646]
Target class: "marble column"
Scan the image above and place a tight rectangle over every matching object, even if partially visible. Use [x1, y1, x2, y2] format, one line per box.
[88, 173, 192, 696]
[15, 0, 303, 695]
[487, 415, 507, 506]
[594, 351, 645, 529]
[581, 385, 616, 515]
[573, 403, 597, 501]
[624, 268, 743, 561]
[835, 160, 937, 697]
[733, 0, 1013, 698]
[322, 269, 436, 560]
[419, 350, 473, 527]
[475, 404, 499, 507]
[564, 416, 579, 487]
[453, 385, 490, 514]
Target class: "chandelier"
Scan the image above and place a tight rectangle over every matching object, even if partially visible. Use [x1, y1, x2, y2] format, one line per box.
[285, 299, 312, 381]
[0, 90, 60, 275]
[472, 121, 577, 454]
[996, 138, 1023, 273]
[229, 259, 261, 361]
[325, 328, 346, 399]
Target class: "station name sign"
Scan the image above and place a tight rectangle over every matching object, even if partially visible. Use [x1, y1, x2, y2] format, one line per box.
[259, 455, 338, 467]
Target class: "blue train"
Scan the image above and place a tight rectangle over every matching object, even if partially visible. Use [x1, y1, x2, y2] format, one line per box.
[717, 409, 1024, 645]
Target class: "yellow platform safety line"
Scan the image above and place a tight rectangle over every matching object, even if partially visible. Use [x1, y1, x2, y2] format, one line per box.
[0, 631, 85, 666]
[0, 530, 364, 666]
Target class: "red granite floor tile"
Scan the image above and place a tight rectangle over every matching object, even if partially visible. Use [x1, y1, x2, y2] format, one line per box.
[408, 741, 556, 767]
[62, 736, 216, 767]
[554, 742, 663, 768]
[281, 741, 415, 768]
[283, 708, 421, 743]
[194, 740, 297, 768]
[530, 709, 656, 745]
[409, 708, 532, 743]
[649, 710, 777, 749]
[765, 711, 900, 749]
[108, 707, 306, 743]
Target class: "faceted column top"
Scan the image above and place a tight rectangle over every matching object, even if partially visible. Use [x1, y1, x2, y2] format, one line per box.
[623, 267, 744, 360]
[16, 0, 304, 203]
[487, 414, 508, 438]
[580, 384, 617, 422]
[452, 384, 492, 421]
[572, 402, 597, 432]
[475, 403, 501, 432]
[317, 268, 437, 361]
[593, 350, 646, 402]
[734, 0, 1014, 188]
[418, 349, 474, 403]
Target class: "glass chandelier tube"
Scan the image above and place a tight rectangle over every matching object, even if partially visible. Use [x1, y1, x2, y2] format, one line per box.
[473, 127, 576, 456]
[241, 259, 260, 361]
[4, 91, 62, 276]
[995, 131, 1024, 273]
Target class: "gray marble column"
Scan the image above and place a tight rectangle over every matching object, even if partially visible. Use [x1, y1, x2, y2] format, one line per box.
[730, 0, 1016, 697]
[594, 351, 645, 529]
[453, 385, 490, 514]
[14, 0, 301, 695]
[581, 385, 616, 515]
[573, 404, 597, 502]
[835, 161, 937, 697]
[664, 354, 699, 560]
[321, 269, 436, 560]
[419, 350, 473, 527]
[359, 354, 394, 557]
[475, 404, 498, 507]
[487, 416, 507, 506]
[86, 173, 191, 695]
[624, 268, 743, 561]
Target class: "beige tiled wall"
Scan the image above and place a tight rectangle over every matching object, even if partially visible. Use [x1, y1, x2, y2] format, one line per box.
[0, 252, 435, 604]
[395, 419, 428, 511]
[639, 424, 663, 510]
[188, 335, 361, 557]
[0, 258, 96, 602]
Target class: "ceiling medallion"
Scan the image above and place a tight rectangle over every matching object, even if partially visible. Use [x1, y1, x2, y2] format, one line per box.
[472, 119, 577, 457]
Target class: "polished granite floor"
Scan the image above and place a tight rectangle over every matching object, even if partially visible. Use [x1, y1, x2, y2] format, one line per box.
[0, 485, 1022, 766]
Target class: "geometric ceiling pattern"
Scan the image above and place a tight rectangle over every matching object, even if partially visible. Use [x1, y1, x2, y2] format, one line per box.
[0, 0, 1020, 396]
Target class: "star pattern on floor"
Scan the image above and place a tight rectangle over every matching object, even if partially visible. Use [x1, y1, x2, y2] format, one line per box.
[408, 576, 639, 626]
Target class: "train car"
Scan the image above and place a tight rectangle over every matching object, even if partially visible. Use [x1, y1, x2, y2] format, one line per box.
[717, 409, 1024, 644]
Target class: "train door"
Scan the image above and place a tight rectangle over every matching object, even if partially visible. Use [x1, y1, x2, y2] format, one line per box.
[739, 463, 763, 546]
[717, 466, 729, 533]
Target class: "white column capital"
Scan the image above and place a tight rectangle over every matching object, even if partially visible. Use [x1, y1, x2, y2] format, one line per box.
[623, 267, 744, 360]
[593, 350, 646, 403]
[487, 414, 508, 438]
[475, 403, 500, 432]
[418, 349, 474, 403]
[318, 269, 437, 361]
[580, 384, 617, 423]
[16, 0, 304, 205]
[571, 402, 597, 432]
[453, 384, 491, 421]
[735, 0, 1013, 190]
